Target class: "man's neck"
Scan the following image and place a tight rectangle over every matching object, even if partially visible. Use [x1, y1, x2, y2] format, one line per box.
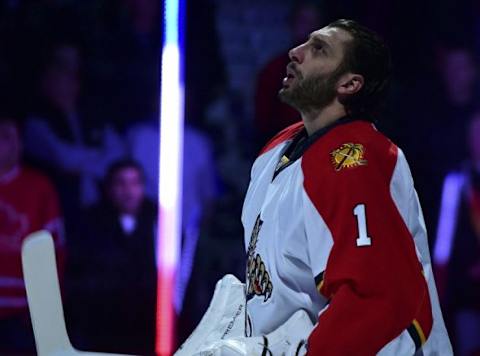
[301, 102, 347, 135]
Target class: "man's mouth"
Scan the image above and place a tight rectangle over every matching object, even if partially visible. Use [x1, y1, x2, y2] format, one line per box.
[283, 63, 299, 87]
[282, 73, 295, 86]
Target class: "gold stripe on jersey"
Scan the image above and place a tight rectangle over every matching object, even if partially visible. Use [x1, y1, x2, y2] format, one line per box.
[316, 280, 324, 293]
[407, 318, 427, 351]
[412, 319, 427, 345]
[314, 271, 325, 296]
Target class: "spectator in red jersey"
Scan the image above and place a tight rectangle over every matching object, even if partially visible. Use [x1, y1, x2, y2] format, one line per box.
[0, 114, 64, 353]
[254, 1, 323, 143]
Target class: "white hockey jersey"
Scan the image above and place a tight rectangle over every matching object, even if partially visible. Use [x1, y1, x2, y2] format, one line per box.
[241, 118, 452, 355]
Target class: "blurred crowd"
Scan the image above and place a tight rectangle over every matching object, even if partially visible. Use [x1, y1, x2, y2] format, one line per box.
[0, 0, 479, 355]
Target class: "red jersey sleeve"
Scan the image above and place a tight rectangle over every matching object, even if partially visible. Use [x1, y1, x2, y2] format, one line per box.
[302, 125, 432, 355]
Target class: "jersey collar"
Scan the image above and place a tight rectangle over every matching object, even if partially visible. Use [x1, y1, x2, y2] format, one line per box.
[273, 116, 363, 179]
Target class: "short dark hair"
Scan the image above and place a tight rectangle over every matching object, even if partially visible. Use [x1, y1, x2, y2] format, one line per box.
[105, 159, 144, 185]
[328, 19, 391, 120]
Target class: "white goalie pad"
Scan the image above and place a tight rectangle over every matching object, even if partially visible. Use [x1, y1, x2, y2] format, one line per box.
[175, 274, 246, 356]
[192, 309, 313, 356]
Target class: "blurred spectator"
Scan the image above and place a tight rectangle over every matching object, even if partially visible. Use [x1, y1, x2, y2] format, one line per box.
[0, 114, 64, 353]
[403, 45, 479, 232]
[205, 90, 252, 194]
[89, 0, 161, 130]
[24, 39, 124, 233]
[434, 112, 480, 356]
[184, 0, 226, 127]
[254, 1, 323, 142]
[66, 159, 156, 355]
[127, 121, 218, 312]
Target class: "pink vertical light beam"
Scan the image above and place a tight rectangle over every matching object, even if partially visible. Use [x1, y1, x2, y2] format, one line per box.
[156, 0, 184, 354]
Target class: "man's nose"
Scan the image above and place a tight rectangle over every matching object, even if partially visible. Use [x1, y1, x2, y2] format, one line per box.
[288, 44, 304, 63]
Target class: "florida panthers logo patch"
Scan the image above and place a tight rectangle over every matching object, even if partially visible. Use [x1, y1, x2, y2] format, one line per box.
[246, 215, 273, 302]
[331, 143, 367, 171]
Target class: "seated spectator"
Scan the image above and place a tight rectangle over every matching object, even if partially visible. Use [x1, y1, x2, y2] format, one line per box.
[24, 38, 124, 234]
[434, 111, 480, 356]
[66, 159, 156, 355]
[0, 114, 64, 354]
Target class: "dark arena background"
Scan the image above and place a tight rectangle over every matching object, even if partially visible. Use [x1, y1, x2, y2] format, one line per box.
[0, 0, 478, 355]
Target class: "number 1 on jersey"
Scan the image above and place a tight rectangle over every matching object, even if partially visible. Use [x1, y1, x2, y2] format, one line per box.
[354, 204, 372, 247]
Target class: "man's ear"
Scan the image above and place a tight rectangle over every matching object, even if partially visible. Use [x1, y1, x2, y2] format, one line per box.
[337, 73, 364, 95]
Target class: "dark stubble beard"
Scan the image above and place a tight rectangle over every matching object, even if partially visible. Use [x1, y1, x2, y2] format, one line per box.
[279, 64, 346, 114]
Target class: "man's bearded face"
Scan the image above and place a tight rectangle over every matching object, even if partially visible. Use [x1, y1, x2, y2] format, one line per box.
[279, 62, 345, 113]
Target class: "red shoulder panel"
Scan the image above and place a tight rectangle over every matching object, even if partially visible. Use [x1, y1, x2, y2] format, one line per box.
[259, 121, 304, 156]
[301, 121, 432, 355]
